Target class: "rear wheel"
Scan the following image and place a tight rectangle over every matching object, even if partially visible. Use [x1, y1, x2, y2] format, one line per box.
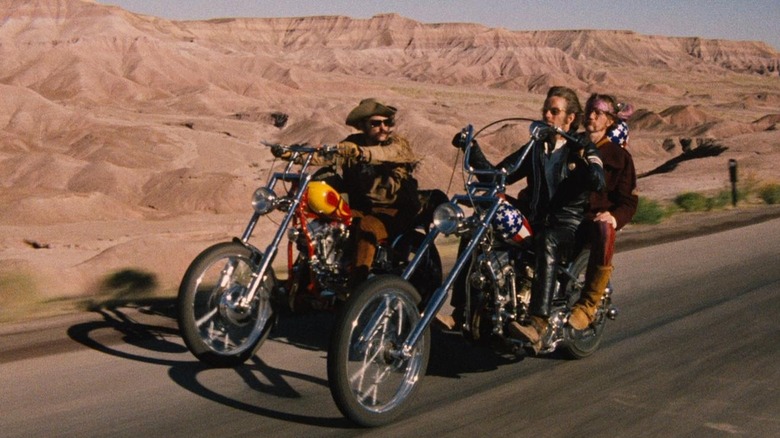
[560, 250, 606, 359]
[177, 241, 276, 367]
[327, 275, 429, 427]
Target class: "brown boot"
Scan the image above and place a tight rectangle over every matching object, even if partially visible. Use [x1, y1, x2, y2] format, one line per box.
[434, 313, 460, 331]
[508, 315, 548, 345]
[569, 265, 613, 330]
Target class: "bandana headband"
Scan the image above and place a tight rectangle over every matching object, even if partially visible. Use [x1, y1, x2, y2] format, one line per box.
[589, 99, 614, 115]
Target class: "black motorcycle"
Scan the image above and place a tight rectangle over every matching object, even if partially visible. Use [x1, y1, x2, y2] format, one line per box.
[327, 120, 618, 426]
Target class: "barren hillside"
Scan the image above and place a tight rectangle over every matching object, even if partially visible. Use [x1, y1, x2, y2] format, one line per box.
[1, 0, 778, 304]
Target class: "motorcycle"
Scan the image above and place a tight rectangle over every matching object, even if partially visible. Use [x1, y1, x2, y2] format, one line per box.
[327, 120, 619, 426]
[177, 143, 443, 367]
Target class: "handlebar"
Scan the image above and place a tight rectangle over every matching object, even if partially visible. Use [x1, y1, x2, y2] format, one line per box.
[261, 141, 339, 156]
[458, 118, 587, 178]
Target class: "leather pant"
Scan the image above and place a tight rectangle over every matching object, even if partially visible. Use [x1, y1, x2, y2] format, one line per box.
[529, 225, 576, 318]
[583, 219, 616, 267]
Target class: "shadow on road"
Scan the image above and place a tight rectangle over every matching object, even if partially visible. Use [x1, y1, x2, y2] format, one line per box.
[65, 299, 354, 428]
[427, 328, 541, 378]
[167, 356, 354, 429]
[63, 299, 567, 429]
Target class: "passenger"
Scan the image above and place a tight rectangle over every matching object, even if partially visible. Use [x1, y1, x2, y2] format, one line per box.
[569, 94, 638, 330]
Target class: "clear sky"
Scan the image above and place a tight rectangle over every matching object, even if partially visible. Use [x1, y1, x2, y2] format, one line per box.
[97, 0, 780, 51]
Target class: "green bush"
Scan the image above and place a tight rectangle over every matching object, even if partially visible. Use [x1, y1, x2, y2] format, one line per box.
[709, 190, 732, 209]
[758, 183, 780, 204]
[632, 197, 665, 224]
[674, 192, 710, 212]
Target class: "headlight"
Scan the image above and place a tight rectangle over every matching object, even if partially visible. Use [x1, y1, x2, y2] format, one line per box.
[251, 187, 277, 214]
[433, 203, 464, 235]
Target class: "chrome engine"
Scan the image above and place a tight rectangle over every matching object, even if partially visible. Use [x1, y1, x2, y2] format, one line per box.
[468, 249, 525, 336]
[306, 220, 350, 275]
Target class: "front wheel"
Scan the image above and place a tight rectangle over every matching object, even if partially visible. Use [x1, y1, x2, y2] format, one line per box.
[177, 241, 276, 367]
[327, 275, 430, 427]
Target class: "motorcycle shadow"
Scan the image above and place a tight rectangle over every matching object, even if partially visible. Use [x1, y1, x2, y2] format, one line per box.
[167, 355, 351, 429]
[66, 297, 188, 367]
[66, 299, 351, 429]
[426, 329, 529, 378]
[267, 310, 336, 352]
[68, 297, 338, 362]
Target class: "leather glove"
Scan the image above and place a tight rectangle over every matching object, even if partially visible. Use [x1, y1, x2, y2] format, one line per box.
[451, 132, 478, 150]
[270, 144, 290, 159]
[338, 141, 362, 160]
[582, 141, 605, 192]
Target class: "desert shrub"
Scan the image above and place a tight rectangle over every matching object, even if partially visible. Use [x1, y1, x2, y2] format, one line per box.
[632, 197, 665, 224]
[674, 192, 710, 212]
[738, 172, 762, 198]
[758, 183, 780, 204]
[709, 190, 732, 209]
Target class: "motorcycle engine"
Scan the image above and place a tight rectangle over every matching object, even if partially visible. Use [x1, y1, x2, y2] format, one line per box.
[468, 249, 520, 337]
[471, 250, 513, 292]
[307, 220, 350, 275]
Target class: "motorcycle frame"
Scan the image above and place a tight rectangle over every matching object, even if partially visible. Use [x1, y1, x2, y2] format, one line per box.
[393, 123, 545, 360]
[234, 147, 320, 310]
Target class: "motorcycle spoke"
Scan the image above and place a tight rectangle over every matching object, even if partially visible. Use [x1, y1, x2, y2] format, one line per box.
[195, 306, 219, 328]
[221, 332, 233, 349]
[351, 344, 384, 400]
[348, 294, 410, 407]
[355, 296, 392, 348]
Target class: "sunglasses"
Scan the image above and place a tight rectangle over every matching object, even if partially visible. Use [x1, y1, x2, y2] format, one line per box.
[543, 107, 565, 116]
[368, 119, 395, 128]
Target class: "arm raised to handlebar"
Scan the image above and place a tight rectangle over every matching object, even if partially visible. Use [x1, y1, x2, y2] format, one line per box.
[262, 141, 340, 161]
[459, 120, 544, 179]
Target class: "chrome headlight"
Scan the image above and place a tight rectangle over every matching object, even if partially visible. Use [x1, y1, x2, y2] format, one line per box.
[433, 203, 465, 235]
[251, 187, 277, 214]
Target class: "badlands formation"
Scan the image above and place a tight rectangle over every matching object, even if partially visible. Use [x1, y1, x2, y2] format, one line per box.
[0, 0, 778, 310]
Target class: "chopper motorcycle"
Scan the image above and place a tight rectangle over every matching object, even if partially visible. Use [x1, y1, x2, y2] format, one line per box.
[177, 143, 443, 367]
[327, 120, 619, 426]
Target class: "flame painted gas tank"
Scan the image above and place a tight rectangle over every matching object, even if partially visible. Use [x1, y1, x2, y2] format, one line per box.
[305, 181, 352, 224]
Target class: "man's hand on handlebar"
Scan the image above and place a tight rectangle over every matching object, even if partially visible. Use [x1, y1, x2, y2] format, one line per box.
[451, 131, 477, 150]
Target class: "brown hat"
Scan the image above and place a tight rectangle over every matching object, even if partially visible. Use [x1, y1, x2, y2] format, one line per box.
[345, 98, 397, 128]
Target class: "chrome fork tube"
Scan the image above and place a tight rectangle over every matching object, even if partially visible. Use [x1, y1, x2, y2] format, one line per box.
[240, 212, 261, 243]
[397, 201, 500, 360]
[237, 160, 314, 310]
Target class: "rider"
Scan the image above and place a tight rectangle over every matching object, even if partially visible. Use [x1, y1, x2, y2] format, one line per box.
[443, 86, 605, 351]
[273, 98, 438, 290]
[568, 94, 638, 330]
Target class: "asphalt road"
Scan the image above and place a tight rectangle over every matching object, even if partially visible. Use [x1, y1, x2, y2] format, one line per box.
[1, 218, 778, 437]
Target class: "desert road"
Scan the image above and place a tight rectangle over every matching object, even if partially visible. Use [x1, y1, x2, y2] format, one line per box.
[1, 218, 778, 437]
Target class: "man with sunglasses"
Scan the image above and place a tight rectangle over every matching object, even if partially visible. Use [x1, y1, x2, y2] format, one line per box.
[273, 98, 443, 292]
[334, 98, 424, 288]
[439, 87, 605, 352]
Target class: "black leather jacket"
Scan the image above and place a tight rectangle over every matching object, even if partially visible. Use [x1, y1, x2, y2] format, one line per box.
[467, 134, 605, 231]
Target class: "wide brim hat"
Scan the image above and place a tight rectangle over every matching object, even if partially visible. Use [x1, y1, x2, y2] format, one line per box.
[345, 98, 397, 128]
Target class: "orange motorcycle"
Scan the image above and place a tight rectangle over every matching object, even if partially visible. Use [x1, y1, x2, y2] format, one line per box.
[177, 143, 442, 366]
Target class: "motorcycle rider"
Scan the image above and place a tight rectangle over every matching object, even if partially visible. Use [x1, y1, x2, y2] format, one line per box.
[569, 94, 638, 330]
[442, 86, 605, 352]
[273, 98, 440, 291]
